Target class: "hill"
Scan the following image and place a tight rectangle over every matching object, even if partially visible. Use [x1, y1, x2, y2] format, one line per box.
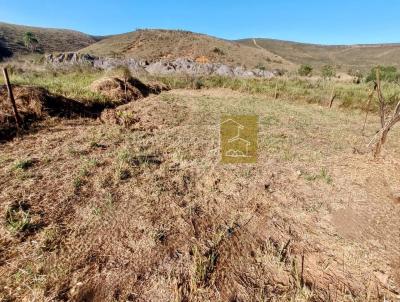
[80, 29, 295, 70]
[3, 22, 400, 73]
[238, 38, 400, 72]
[0, 22, 99, 59]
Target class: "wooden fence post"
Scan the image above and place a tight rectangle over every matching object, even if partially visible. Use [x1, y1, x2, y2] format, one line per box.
[328, 85, 336, 108]
[274, 81, 278, 99]
[2, 68, 22, 128]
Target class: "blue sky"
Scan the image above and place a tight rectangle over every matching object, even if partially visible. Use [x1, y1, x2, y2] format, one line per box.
[0, 0, 399, 45]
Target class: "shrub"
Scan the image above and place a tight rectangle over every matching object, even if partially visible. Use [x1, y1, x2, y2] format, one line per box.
[23, 32, 39, 52]
[321, 65, 335, 79]
[255, 63, 266, 71]
[348, 69, 363, 84]
[12, 159, 35, 171]
[298, 64, 313, 76]
[6, 202, 31, 234]
[212, 47, 225, 55]
[366, 66, 400, 83]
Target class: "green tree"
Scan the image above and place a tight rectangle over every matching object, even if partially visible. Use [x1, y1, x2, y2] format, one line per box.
[298, 64, 313, 76]
[23, 32, 39, 52]
[366, 66, 400, 83]
[321, 65, 335, 79]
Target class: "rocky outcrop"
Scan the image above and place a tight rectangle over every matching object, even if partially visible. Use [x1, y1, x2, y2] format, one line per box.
[45, 52, 277, 79]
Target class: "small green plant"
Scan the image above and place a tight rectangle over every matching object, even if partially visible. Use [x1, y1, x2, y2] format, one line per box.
[23, 32, 39, 52]
[304, 168, 332, 184]
[12, 159, 35, 171]
[40, 226, 60, 252]
[212, 47, 225, 55]
[191, 246, 218, 288]
[255, 63, 266, 71]
[73, 158, 99, 191]
[92, 206, 102, 216]
[192, 78, 204, 90]
[321, 65, 335, 79]
[73, 177, 84, 190]
[298, 64, 313, 77]
[6, 203, 31, 234]
[90, 141, 101, 148]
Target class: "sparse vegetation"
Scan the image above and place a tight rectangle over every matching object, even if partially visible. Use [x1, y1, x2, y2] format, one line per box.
[321, 64, 335, 79]
[23, 31, 39, 52]
[212, 47, 225, 55]
[2, 81, 399, 301]
[255, 63, 266, 70]
[366, 65, 400, 83]
[298, 64, 313, 76]
[6, 202, 32, 234]
[11, 158, 35, 171]
[304, 167, 333, 184]
[2, 22, 400, 302]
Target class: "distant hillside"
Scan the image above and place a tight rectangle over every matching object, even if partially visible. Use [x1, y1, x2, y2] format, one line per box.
[80, 29, 295, 70]
[238, 38, 400, 72]
[0, 22, 99, 59]
[3, 21, 400, 73]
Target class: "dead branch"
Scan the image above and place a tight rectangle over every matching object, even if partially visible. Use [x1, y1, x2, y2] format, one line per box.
[274, 81, 278, 99]
[376, 69, 386, 128]
[361, 87, 375, 134]
[328, 85, 336, 108]
[369, 100, 400, 157]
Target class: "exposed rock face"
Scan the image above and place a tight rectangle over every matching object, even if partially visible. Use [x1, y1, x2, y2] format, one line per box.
[45, 52, 276, 79]
[45, 53, 97, 65]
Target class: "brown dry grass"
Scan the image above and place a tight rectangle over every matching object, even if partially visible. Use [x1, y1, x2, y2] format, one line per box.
[90, 76, 169, 104]
[238, 38, 400, 73]
[1, 88, 400, 301]
[0, 85, 89, 141]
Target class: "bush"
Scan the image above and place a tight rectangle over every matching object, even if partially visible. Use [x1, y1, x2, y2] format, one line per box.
[298, 64, 313, 76]
[23, 32, 39, 52]
[366, 66, 400, 83]
[348, 69, 363, 84]
[321, 65, 335, 79]
[255, 63, 266, 71]
[212, 47, 225, 55]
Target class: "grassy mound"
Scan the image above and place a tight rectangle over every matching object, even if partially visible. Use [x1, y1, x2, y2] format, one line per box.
[0, 85, 88, 140]
[90, 76, 170, 103]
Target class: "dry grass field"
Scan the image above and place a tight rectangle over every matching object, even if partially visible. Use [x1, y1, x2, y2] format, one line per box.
[1, 82, 400, 301]
[238, 38, 400, 72]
